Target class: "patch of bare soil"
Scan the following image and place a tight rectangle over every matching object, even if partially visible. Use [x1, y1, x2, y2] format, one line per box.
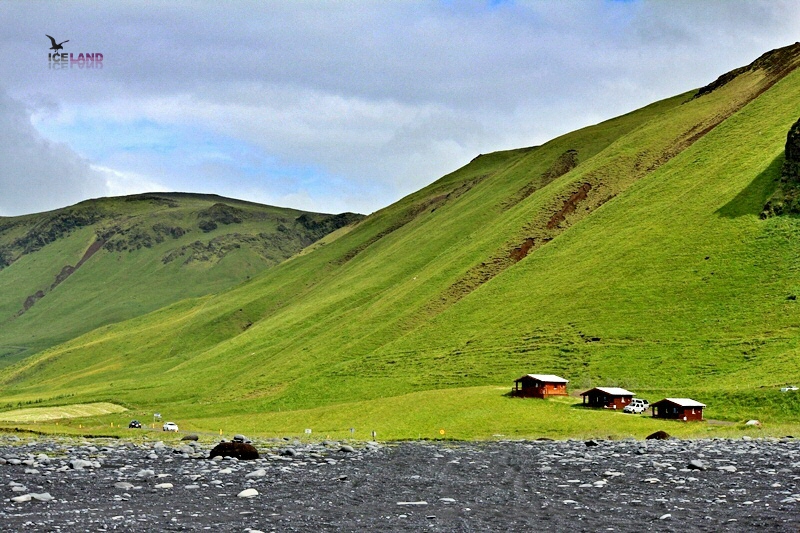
[15, 238, 105, 317]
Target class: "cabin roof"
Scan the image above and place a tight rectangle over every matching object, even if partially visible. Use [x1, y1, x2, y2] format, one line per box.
[515, 374, 569, 383]
[580, 387, 635, 397]
[653, 398, 706, 408]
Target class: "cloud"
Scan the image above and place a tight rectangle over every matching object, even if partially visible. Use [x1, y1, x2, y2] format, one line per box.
[0, 90, 110, 216]
[0, 1, 799, 216]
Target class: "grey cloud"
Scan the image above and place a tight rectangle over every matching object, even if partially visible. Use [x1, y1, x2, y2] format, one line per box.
[0, 1, 798, 215]
[0, 90, 109, 216]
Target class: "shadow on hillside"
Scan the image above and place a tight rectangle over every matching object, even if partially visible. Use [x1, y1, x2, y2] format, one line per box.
[716, 154, 783, 218]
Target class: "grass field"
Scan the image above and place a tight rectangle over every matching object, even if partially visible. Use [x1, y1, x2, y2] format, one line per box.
[0, 402, 126, 423]
[1, 45, 800, 440]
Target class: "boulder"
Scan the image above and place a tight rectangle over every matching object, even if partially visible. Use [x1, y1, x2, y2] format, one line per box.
[180, 434, 199, 441]
[209, 441, 259, 460]
[645, 431, 671, 440]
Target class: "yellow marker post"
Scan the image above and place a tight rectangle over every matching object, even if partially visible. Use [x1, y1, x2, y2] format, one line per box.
[219, 429, 222, 436]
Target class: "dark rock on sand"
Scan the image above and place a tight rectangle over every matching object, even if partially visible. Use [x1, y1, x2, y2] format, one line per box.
[209, 441, 259, 460]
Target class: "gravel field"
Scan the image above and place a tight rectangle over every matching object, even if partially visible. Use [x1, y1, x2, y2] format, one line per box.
[1, 433, 799, 532]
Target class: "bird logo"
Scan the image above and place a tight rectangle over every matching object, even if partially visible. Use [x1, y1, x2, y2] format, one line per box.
[46, 35, 69, 53]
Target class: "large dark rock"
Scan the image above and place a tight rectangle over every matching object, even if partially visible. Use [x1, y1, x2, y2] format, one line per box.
[783, 117, 800, 184]
[645, 430, 671, 440]
[762, 117, 800, 217]
[209, 441, 259, 460]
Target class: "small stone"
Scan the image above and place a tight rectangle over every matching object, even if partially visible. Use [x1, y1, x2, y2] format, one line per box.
[68, 459, 93, 470]
[745, 420, 761, 427]
[687, 460, 708, 471]
[397, 501, 428, 506]
[659, 513, 672, 520]
[646, 431, 671, 440]
[245, 469, 267, 478]
[114, 482, 135, 490]
[11, 494, 32, 503]
[340, 445, 355, 453]
[584, 440, 599, 447]
[181, 434, 199, 441]
[154, 483, 173, 489]
[237, 488, 258, 498]
[31, 492, 54, 502]
[718, 465, 737, 473]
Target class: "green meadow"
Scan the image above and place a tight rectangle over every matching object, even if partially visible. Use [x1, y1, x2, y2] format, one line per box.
[2, 45, 800, 440]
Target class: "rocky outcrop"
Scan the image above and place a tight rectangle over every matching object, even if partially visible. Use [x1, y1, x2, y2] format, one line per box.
[762, 117, 800, 218]
[782, 117, 800, 184]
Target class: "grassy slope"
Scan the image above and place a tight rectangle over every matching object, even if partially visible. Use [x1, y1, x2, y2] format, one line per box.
[0, 194, 358, 365]
[2, 50, 800, 439]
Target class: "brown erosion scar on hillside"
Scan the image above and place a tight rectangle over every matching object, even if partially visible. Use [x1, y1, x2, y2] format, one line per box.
[15, 238, 105, 317]
[421, 43, 800, 318]
[502, 149, 579, 211]
[546, 183, 592, 229]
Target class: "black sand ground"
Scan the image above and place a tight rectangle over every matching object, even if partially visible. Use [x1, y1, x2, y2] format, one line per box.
[1, 434, 799, 532]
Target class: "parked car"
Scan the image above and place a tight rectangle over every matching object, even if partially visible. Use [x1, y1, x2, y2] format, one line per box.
[623, 398, 650, 414]
[128, 420, 142, 429]
[162, 421, 179, 432]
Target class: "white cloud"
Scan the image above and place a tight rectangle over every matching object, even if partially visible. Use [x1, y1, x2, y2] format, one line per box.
[91, 165, 168, 198]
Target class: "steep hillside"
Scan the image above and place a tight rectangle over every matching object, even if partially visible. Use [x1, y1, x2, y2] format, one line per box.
[0, 193, 362, 366]
[2, 44, 800, 438]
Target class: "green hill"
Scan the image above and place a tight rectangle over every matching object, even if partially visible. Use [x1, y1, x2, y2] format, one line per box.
[0, 193, 362, 366]
[2, 44, 800, 440]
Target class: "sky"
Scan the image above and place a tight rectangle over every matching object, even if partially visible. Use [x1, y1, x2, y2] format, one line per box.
[0, 1, 798, 217]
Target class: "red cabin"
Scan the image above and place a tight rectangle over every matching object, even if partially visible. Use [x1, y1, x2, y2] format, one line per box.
[651, 398, 705, 421]
[512, 374, 569, 398]
[580, 387, 634, 410]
